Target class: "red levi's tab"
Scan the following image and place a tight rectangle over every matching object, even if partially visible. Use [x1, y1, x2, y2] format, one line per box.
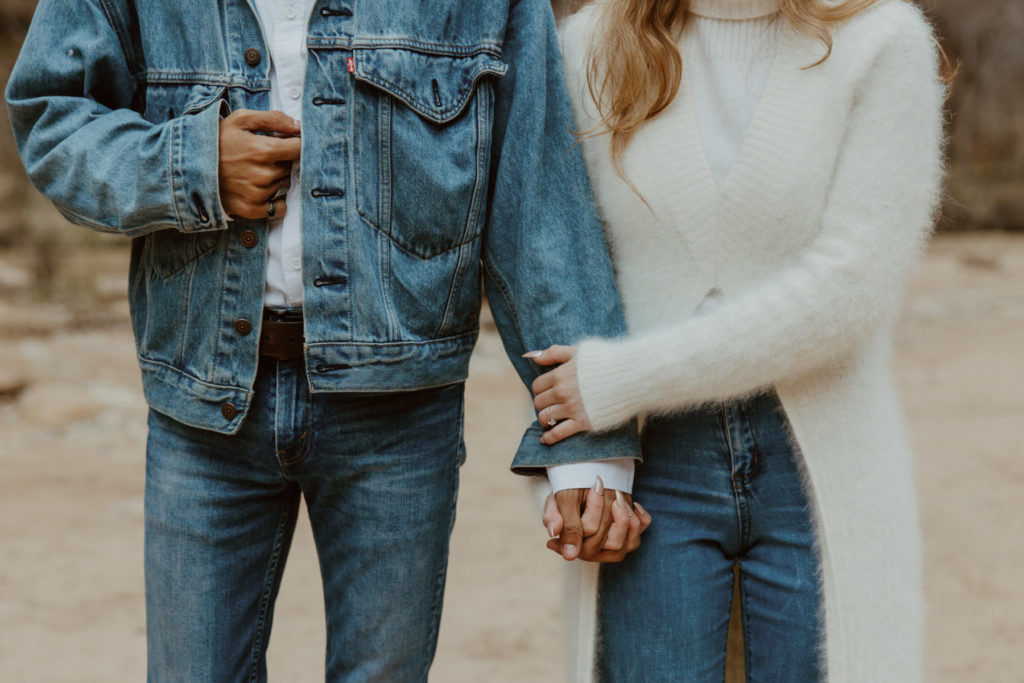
[347, 57, 355, 74]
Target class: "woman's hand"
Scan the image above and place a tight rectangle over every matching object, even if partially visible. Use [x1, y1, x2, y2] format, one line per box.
[526, 345, 592, 445]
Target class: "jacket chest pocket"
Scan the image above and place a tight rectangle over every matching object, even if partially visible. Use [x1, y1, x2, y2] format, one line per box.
[352, 49, 507, 259]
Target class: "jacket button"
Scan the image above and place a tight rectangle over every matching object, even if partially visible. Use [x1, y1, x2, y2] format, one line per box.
[240, 229, 259, 248]
[244, 47, 261, 66]
[221, 403, 238, 420]
[234, 319, 253, 336]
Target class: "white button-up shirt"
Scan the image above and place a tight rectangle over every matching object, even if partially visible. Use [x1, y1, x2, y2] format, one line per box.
[252, 0, 316, 310]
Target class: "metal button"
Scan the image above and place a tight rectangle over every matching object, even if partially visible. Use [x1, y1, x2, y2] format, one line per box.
[240, 229, 258, 248]
[234, 319, 253, 336]
[221, 403, 238, 420]
[244, 47, 261, 67]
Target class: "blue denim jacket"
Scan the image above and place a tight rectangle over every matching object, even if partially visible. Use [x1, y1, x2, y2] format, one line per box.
[6, 0, 640, 470]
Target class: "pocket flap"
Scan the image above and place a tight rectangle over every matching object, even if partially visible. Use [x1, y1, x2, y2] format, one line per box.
[353, 49, 507, 124]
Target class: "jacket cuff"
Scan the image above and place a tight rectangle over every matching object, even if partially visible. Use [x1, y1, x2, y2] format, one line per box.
[575, 337, 649, 432]
[509, 420, 641, 475]
[171, 100, 229, 233]
[547, 458, 635, 494]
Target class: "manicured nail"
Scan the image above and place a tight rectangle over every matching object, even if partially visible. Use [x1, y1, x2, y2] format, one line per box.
[547, 522, 556, 538]
[615, 489, 628, 509]
[563, 544, 578, 558]
[634, 501, 648, 517]
[522, 350, 543, 358]
[594, 475, 604, 495]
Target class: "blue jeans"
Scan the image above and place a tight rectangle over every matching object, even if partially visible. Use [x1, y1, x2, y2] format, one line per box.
[144, 356, 465, 682]
[598, 392, 823, 682]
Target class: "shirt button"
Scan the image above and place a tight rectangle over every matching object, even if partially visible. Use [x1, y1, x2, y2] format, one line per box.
[291, 257, 302, 271]
[244, 47, 261, 67]
[285, 6, 297, 19]
[289, 87, 301, 100]
[239, 229, 259, 248]
[234, 319, 253, 336]
[221, 403, 239, 420]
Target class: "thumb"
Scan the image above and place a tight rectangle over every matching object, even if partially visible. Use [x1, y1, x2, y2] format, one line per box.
[523, 345, 576, 367]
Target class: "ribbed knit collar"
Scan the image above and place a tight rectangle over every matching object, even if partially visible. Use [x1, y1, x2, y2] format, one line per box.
[688, 0, 780, 20]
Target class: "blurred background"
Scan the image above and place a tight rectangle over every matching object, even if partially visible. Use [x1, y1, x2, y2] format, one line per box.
[1, 1, 1021, 681]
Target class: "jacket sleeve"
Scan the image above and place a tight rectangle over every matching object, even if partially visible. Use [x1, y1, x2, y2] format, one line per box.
[573, 9, 947, 431]
[484, 0, 641, 473]
[4, 0, 227, 237]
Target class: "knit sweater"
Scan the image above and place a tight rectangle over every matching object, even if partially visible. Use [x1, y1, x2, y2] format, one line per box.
[558, 0, 945, 680]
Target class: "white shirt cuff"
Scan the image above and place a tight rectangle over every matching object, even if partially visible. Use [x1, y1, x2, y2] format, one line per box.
[546, 458, 635, 495]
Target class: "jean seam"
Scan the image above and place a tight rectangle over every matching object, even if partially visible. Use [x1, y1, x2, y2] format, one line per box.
[740, 402, 764, 481]
[247, 501, 297, 682]
[739, 564, 754, 683]
[417, 389, 464, 681]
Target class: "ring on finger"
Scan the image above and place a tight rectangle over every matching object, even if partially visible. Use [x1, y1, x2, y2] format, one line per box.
[544, 407, 557, 428]
[266, 198, 277, 218]
[270, 181, 286, 202]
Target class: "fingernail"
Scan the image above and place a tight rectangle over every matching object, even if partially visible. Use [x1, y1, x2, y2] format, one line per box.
[594, 476, 604, 495]
[563, 544, 578, 558]
[615, 489, 627, 509]
[634, 501, 648, 517]
[547, 522, 556, 538]
[522, 350, 542, 359]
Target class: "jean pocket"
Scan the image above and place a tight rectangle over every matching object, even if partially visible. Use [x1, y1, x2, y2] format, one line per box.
[351, 48, 507, 259]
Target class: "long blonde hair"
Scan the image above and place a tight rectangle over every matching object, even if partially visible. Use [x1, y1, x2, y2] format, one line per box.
[583, 0, 952, 175]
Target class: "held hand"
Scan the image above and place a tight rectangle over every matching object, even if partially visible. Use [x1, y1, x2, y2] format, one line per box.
[218, 109, 302, 220]
[525, 345, 591, 446]
[542, 477, 651, 563]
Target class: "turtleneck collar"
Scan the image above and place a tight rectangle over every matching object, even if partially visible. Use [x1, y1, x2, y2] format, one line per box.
[688, 0, 780, 20]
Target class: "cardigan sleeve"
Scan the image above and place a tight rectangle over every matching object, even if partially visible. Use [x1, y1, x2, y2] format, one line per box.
[573, 9, 946, 432]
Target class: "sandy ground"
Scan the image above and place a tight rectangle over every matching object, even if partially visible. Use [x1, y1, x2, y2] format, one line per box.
[0, 232, 1021, 682]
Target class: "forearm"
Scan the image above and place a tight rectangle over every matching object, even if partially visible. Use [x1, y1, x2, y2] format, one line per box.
[487, 0, 642, 467]
[5, 0, 227, 237]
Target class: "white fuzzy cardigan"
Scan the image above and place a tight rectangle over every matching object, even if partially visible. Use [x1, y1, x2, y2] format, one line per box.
[557, 1, 946, 680]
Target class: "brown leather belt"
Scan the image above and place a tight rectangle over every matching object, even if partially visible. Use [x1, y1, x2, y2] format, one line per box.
[260, 309, 305, 360]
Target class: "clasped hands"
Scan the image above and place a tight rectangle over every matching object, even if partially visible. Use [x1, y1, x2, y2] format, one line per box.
[528, 345, 652, 563]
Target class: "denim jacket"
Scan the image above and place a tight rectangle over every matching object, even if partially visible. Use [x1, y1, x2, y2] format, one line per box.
[6, 0, 640, 470]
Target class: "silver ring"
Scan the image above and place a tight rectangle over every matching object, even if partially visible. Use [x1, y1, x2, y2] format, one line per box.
[270, 181, 286, 202]
[266, 198, 277, 218]
[545, 407, 557, 427]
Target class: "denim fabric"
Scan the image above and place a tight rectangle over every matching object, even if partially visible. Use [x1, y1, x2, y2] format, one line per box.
[144, 357, 465, 682]
[6, 0, 640, 469]
[598, 392, 823, 682]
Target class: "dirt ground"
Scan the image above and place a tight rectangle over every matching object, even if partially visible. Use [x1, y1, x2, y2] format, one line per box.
[0, 232, 1021, 682]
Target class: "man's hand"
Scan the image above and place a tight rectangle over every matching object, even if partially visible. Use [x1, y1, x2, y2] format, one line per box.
[542, 477, 651, 563]
[218, 109, 302, 219]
